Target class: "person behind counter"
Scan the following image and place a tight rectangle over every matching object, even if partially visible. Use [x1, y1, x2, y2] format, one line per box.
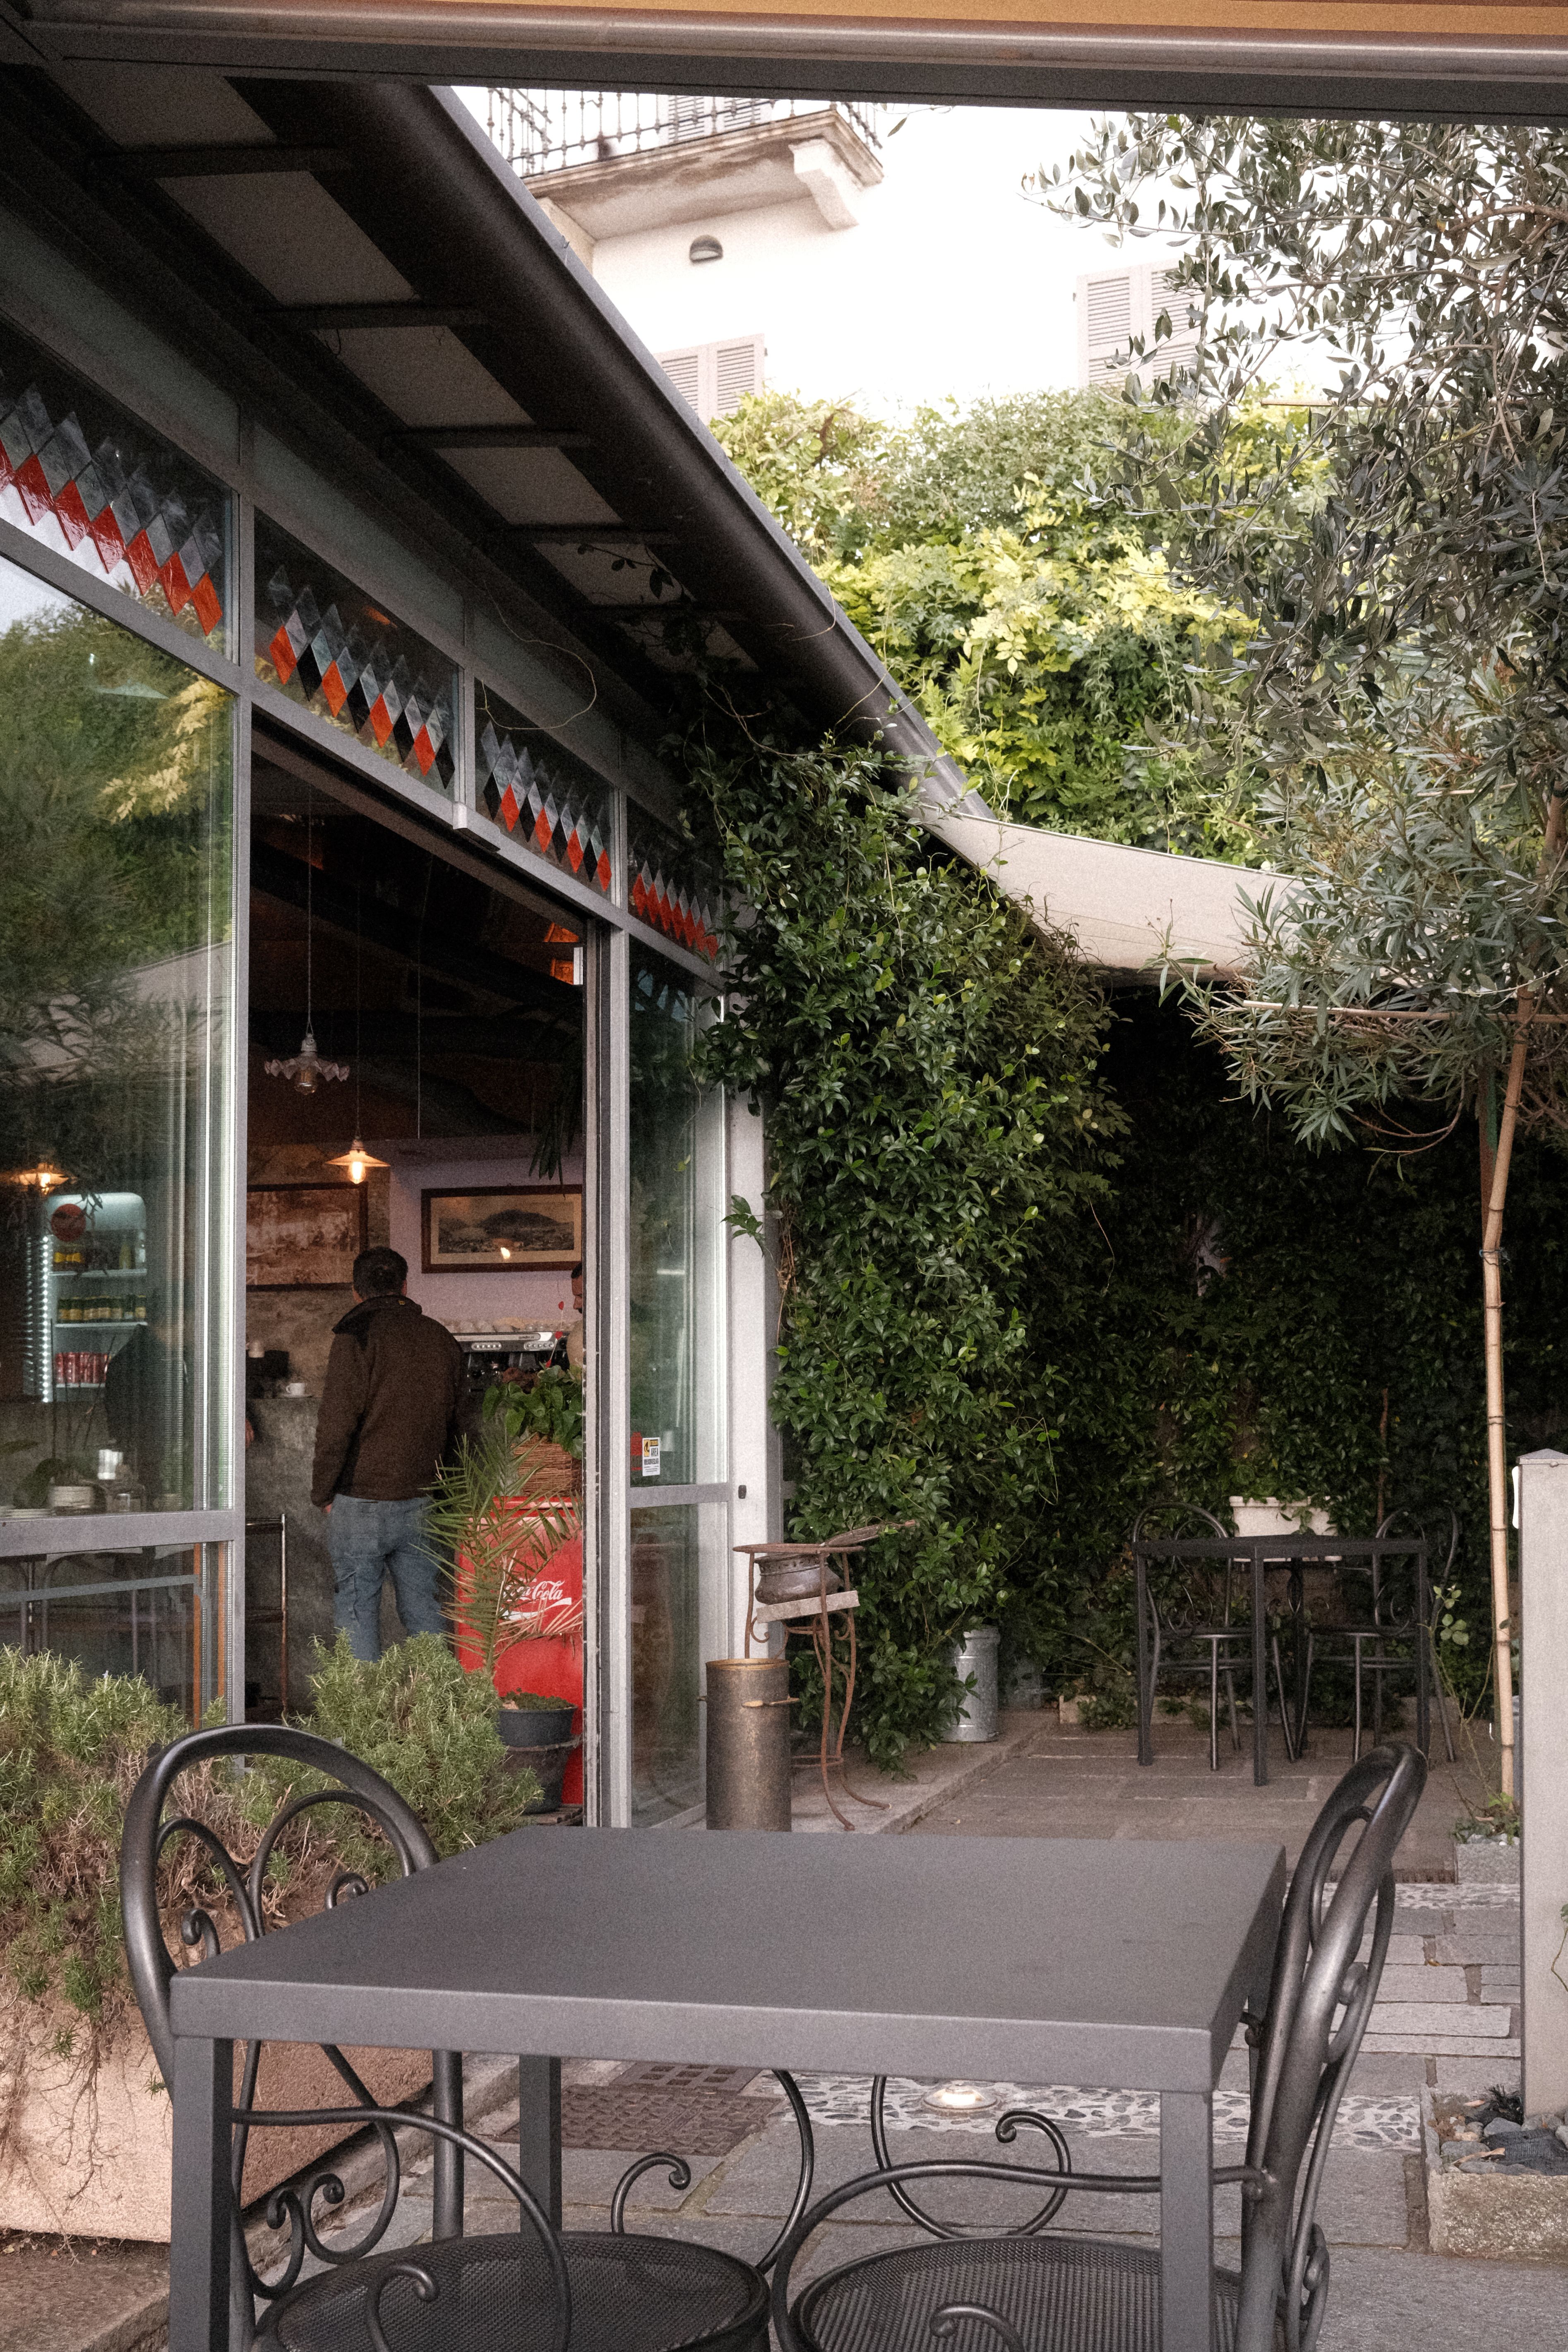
[310, 1246, 463, 1662]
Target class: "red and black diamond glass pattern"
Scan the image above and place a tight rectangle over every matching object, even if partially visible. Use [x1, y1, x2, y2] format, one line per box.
[255, 516, 455, 792]
[627, 806, 720, 963]
[476, 691, 613, 896]
[0, 322, 227, 646]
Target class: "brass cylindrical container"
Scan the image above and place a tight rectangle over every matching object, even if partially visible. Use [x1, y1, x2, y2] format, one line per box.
[705, 1656, 792, 1831]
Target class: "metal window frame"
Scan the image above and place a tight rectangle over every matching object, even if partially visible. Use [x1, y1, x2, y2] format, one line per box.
[0, 278, 735, 1797]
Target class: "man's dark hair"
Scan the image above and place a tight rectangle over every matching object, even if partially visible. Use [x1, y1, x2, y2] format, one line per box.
[571, 1262, 583, 1282]
[353, 1247, 408, 1297]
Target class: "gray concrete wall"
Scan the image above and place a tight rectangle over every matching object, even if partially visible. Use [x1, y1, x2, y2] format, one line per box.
[1518, 1447, 1568, 2114]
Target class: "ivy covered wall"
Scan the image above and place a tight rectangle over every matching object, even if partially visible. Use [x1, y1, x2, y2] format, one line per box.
[1032, 995, 1568, 1722]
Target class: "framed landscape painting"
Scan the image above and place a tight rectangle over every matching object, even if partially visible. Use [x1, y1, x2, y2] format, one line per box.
[246, 1186, 368, 1289]
[422, 1186, 582, 1272]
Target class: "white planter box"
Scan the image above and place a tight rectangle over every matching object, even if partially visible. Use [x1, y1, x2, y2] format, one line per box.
[0, 2010, 427, 2240]
[1455, 1836, 1521, 1884]
[1228, 1497, 1335, 1537]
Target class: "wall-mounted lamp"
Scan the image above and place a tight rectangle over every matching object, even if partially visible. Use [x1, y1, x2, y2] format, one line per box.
[689, 236, 723, 265]
[325, 1137, 389, 1187]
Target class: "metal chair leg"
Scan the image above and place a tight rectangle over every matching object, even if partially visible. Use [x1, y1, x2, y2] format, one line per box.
[1271, 1634, 1298, 1764]
[1352, 1636, 1365, 1764]
[1224, 1665, 1241, 1754]
[1209, 1643, 1220, 1772]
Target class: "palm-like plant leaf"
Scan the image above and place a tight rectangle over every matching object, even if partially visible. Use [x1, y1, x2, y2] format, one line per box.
[427, 1428, 581, 1682]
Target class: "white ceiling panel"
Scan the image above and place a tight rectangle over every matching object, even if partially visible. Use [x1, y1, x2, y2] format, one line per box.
[166, 175, 413, 307]
[441, 447, 620, 526]
[324, 325, 531, 428]
[52, 64, 270, 149]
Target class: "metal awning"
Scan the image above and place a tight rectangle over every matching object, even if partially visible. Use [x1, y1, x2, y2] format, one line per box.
[0, 64, 975, 809]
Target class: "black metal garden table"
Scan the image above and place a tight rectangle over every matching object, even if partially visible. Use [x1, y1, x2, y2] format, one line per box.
[1133, 1534, 1431, 1786]
[166, 1826, 1285, 2352]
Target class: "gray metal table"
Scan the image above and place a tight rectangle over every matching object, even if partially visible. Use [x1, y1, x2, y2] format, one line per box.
[167, 1827, 1285, 2352]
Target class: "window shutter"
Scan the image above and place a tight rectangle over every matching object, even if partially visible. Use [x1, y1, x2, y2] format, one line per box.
[714, 336, 763, 415]
[1149, 270, 1203, 382]
[656, 336, 765, 420]
[657, 347, 702, 412]
[1077, 267, 1202, 388]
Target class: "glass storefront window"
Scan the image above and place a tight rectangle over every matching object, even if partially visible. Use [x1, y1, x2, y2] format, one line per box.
[0, 1541, 226, 1716]
[627, 805, 721, 962]
[475, 682, 614, 899]
[629, 945, 725, 1493]
[630, 1502, 701, 1822]
[0, 551, 234, 1520]
[254, 515, 457, 794]
[0, 316, 229, 651]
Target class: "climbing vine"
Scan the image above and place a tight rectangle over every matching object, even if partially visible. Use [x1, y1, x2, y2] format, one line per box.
[682, 703, 1122, 1764]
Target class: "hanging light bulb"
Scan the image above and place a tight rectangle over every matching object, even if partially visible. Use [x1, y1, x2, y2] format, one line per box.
[267, 793, 349, 1096]
[326, 1136, 388, 1186]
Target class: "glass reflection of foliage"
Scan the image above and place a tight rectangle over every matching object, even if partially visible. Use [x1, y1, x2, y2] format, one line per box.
[0, 562, 231, 1507]
[0, 585, 230, 1188]
[629, 949, 699, 1488]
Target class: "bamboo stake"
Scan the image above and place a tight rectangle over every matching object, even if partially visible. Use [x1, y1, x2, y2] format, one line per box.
[1481, 1023, 1530, 1801]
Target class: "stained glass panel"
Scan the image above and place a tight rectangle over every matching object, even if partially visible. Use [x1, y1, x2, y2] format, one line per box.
[475, 681, 614, 898]
[0, 317, 228, 650]
[255, 514, 457, 794]
[626, 804, 721, 962]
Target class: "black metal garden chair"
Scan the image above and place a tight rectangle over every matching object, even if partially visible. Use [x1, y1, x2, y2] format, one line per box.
[1132, 1505, 1255, 1771]
[121, 1726, 801, 2352]
[1272, 1513, 1455, 1766]
[767, 1740, 1426, 2352]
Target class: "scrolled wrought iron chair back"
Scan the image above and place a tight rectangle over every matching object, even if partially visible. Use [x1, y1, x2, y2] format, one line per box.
[119, 1725, 464, 2341]
[1235, 1740, 1426, 2352]
[1130, 1503, 1240, 1637]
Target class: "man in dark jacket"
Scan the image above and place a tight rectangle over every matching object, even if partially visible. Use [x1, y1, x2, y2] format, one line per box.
[311, 1246, 463, 1661]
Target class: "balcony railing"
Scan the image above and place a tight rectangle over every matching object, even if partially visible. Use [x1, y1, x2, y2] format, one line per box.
[487, 90, 884, 181]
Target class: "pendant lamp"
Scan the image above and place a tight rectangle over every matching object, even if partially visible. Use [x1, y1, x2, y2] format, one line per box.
[325, 852, 385, 1185]
[266, 796, 349, 1094]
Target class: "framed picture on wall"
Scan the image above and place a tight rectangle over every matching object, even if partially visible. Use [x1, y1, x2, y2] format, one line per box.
[422, 1186, 582, 1273]
[246, 1186, 368, 1289]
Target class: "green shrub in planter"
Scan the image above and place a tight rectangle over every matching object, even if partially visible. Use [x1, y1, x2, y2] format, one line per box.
[0, 1636, 537, 2072]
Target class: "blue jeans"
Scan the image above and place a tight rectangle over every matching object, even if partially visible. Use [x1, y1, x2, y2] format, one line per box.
[327, 1494, 445, 1662]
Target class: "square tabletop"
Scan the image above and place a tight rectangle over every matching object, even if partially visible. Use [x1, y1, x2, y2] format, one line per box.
[170, 1829, 1285, 2095]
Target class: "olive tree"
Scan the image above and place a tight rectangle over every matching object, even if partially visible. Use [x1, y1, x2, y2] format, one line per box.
[1044, 118, 1568, 1796]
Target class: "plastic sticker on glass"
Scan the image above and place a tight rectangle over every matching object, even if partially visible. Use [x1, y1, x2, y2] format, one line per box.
[255, 514, 456, 793]
[641, 1435, 661, 1479]
[0, 319, 228, 648]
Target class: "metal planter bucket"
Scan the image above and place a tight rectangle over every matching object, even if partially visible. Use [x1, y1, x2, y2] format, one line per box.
[944, 1624, 1000, 1742]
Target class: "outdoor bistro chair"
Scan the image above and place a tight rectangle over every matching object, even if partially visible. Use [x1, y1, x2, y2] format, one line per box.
[1132, 1505, 1255, 1771]
[121, 1726, 804, 2352]
[768, 1740, 1426, 2352]
[1270, 1514, 1455, 1767]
